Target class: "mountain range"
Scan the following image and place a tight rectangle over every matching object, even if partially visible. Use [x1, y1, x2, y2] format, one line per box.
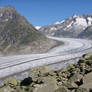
[39, 14, 92, 39]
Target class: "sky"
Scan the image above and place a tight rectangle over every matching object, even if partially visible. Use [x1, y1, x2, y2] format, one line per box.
[0, 0, 92, 26]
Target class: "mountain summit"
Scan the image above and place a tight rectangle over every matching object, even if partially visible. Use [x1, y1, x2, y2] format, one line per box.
[39, 14, 92, 38]
[0, 6, 58, 55]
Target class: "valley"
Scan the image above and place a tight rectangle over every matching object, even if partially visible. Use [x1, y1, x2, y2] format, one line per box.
[0, 37, 91, 79]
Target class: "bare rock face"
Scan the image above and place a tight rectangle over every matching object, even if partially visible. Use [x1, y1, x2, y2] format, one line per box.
[39, 14, 92, 39]
[0, 6, 57, 55]
[78, 25, 92, 39]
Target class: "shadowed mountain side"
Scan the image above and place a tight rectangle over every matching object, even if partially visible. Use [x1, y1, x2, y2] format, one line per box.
[78, 25, 92, 39]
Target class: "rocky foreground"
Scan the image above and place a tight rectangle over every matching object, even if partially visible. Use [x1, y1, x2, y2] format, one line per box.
[0, 53, 92, 92]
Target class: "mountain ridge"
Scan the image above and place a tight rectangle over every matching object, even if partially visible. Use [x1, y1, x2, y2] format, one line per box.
[39, 14, 92, 39]
[0, 6, 59, 55]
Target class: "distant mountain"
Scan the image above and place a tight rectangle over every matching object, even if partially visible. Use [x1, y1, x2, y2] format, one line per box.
[39, 14, 92, 38]
[0, 6, 57, 55]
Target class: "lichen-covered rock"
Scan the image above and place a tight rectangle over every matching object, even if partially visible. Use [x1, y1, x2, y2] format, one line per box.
[20, 86, 34, 92]
[35, 77, 44, 84]
[33, 77, 58, 92]
[29, 66, 51, 81]
[82, 53, 92, 60]
[69, 73, 83, 86]
[0, 86, 14, 92]
[75, 87, 89, 92]
[86, 60, 92, 66]
[65, 64, 75, 71]
[63, 82, 78, 89]
[54, 86, 70, 92]
[4, 77, 18, 87]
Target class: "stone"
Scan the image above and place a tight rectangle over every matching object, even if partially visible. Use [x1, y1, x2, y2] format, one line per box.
[0, 86, 14, 92]
[20, 77, 33, 86]
[54, 86, 70, 92]
[83, 53, 92, 60]
[63, 82, 78, 89]
[29, 66, 50, 81]
[75, 87, 89, 92]
[4, 77, 17, 86]
[69, 73, 83, 86]
[33, 77, 58, 92]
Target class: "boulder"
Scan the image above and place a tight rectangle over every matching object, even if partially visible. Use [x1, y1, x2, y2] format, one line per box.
[0, 86, 14, 92]
[33, 77, 58, 92]
[54, 86, 70, 92]
[29, 66, 51, 81]
[75, 87, 89, 92]
[4, 77, 18, 87]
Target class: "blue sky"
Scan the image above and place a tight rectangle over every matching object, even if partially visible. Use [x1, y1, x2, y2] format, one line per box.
[0, 0, 92, 26]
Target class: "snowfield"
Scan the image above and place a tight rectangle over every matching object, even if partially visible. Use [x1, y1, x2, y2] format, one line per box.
[0, 37, 92, 78]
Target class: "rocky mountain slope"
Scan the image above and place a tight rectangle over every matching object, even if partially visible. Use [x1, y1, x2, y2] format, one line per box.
[39, 14, 92, 39]
[78, 25, 92, 39]
[0, 53, 92, 92]
[0, 6, 58, 55]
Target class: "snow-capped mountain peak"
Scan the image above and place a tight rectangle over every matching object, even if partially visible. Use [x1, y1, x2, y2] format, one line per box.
[55, 20, 65, 24]
[39, 14, 92, 38]
[74, 17, 88, 27]
[72, 14, 92, 27]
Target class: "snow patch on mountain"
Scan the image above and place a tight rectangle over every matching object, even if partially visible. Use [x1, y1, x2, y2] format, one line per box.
[0, 13, 3, 17]
[72, 14, 79, 18]
[50, 27, 57, 30]
[55, 20, 65, 24]
[87, 17, 92, 26]
[39, 14, 92, 38]
[67, 21, 74, 28]
[35, 26, 41, 30]
[74, 17, 88, 27]
[55, 21, 61, 24]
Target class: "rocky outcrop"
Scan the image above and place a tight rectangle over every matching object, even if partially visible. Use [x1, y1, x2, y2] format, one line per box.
[0, 53, 92, 92]
[78, 25, 92, 39]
